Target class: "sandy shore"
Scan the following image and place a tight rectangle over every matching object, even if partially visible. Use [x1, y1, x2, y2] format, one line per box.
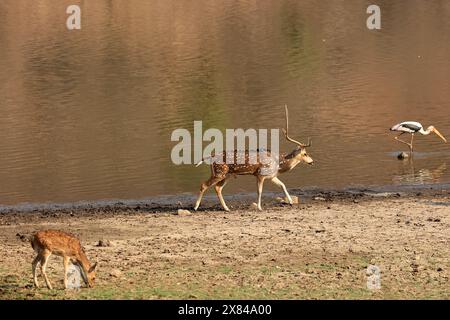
[0, 188, 449, 299]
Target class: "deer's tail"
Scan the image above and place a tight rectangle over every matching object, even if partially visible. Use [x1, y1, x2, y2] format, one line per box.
[195, 158, 209, 167]
[195, 160, 203, 167]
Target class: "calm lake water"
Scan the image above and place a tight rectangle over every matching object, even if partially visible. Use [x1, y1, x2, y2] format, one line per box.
[1, 0, 450, 205]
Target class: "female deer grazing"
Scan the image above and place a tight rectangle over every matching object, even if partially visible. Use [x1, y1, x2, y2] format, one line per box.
[30, 230, 97, 289]
[194, 105, 314, 211]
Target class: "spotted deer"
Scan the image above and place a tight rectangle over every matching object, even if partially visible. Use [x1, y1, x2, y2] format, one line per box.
[194, 105, 314, 211]
[29, 230, 97, 289]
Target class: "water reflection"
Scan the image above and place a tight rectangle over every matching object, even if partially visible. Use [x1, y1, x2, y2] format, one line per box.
[0, 1, 450, 205]
[393, 159, 447, 185]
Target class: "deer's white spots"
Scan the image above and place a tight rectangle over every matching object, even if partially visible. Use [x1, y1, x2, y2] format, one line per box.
[170, 121, 280, 165]
[366, 5, 381, 30]
[227, 128, 258, 164]
[66, 5, 81, 30]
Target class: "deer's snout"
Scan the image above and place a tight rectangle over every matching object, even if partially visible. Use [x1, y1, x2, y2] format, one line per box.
[303, 156, 314, 165]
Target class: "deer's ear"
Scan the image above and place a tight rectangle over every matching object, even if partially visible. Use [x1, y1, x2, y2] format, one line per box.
[89, 262, 98, 273]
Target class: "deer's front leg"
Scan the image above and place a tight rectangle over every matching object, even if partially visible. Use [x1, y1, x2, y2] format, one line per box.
[271, 177, 293, 205]
[256, 176, 266, 211]
[40, 250, 53, 290]
[63, 256, 70, 289]
[32, 255, 40, 288]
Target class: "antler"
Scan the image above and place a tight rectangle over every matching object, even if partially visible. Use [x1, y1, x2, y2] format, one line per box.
[282, 105, 311, 147]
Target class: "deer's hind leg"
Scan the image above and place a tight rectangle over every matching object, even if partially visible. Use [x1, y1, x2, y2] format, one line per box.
[194, 164, 228, 211]
[215, 177, 231, 212]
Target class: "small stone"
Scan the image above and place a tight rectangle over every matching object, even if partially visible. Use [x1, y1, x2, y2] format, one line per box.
[97, 240, 111, 247]
[397, 152, 409, 160]
[437, 267, 443, 272]
[276, 196, 299, 204]
[177, 209, 191, 216]
[110, 269, 122, 278]
[250, 202, 259, 210]
[314, 197, 326, 201]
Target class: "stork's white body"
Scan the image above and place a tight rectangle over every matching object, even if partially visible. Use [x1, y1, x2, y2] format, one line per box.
[390, 121, 447, 155]
[390, 121, 424, 134]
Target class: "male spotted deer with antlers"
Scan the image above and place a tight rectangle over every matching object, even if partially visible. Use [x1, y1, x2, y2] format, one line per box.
[194, 105, 314, 211]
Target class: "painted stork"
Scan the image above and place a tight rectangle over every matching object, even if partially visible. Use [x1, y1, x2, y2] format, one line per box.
[390, 121, 447, 154]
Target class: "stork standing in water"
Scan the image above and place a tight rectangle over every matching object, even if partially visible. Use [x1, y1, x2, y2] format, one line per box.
[390, 121, 447, 155]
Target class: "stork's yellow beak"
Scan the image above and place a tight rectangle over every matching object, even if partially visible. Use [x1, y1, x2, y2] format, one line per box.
[432, 127, 447, 143]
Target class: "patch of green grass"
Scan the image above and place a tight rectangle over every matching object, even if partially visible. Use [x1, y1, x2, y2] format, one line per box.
[217, 266, 233, 274]
[259, 266, 283, 275]
[1, 256, 449, 300]
[306, 263, 336, 271]
[350, 254, 373, 268]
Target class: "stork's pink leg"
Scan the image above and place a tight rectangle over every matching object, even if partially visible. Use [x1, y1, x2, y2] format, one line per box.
[394, 132, 413, 152]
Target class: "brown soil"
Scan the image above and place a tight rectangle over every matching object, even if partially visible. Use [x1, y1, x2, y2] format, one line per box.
[0, 190, 449, 299]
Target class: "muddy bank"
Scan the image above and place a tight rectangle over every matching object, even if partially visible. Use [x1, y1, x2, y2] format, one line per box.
[1, 183, 450, 216]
